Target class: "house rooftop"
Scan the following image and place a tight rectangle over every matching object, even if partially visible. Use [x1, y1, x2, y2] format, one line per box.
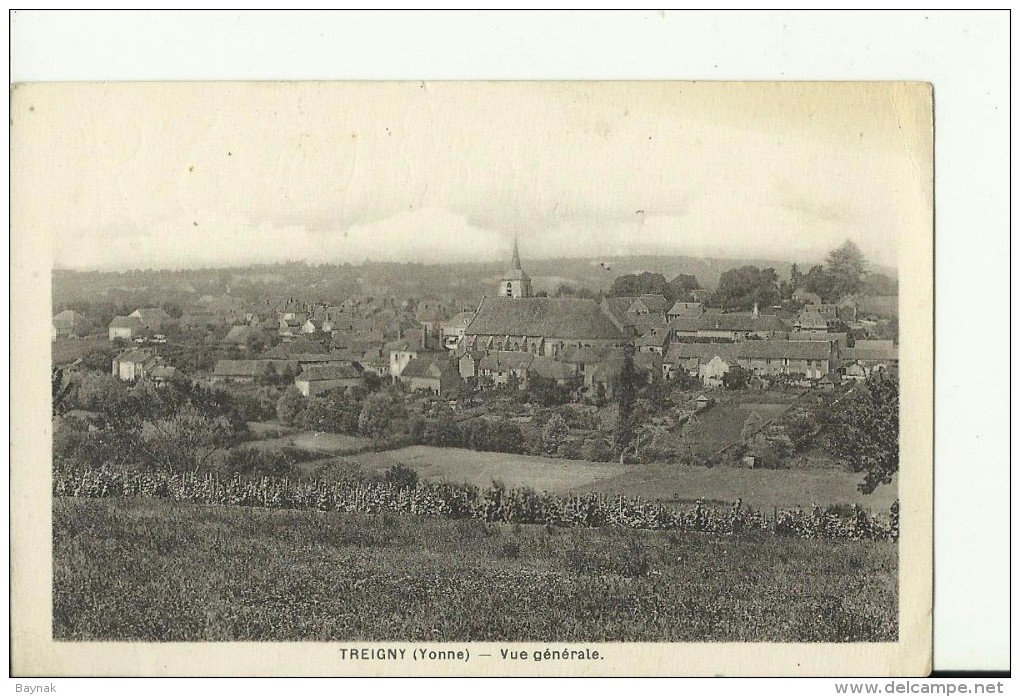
[298, 364, 363, 382]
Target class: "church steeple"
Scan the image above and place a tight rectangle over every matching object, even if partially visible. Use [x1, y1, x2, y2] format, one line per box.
[499, 234, 532, 298]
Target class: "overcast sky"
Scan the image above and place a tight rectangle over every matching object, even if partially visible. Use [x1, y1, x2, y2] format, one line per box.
[16, 81, 930, 272]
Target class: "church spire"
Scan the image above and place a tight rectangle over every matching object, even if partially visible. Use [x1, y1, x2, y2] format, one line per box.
[511, 234, 522, 270]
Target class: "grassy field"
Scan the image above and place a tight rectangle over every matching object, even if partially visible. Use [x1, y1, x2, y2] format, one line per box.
[342, 445, 895, 512]
[248, 431, 373, 456]
[346, 445, 628, 491]
[53, 497, 898, 642]
[573, 465, 898, 512]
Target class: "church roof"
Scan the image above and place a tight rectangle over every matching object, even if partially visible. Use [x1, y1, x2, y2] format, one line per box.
[465, 297, 625, 340]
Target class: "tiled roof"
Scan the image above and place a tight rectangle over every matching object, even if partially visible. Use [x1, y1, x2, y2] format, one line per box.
[442, 311, 475, 329]
[844, 341, 897, 361]
[466, 297, 624, 340]
[109, 316, 144, 331]
[632, 313, 667, 335]
[635, 333, 667, 347]
[697, 313, 790, 333]
[734, 340, 832, 360]
[113, 348, 156, 364]
[213, 360, 270, 376]
[131, 307, 169, 321]
[298, 364, 363, 382]
[635, 294, 669, 312]
[666, 301, 703, 317]
[634, 352, 663, 372]
[478, 351, 534, 372]
[149, 366, 177, 380]
[400, 354, 451, 380]
[527, 356, 575, 381]
[664, 343, 736, 364]
[264, 338, 327, 357]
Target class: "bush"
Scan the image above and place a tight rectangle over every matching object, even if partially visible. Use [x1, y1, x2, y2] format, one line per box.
[384, 463, 419, 491]
[542, 414, 570, 455]
[580, 437, 614, 462]
[555, 437, 583, 460]
[276, 386, 306, 427]
[222, 448, 296, 478]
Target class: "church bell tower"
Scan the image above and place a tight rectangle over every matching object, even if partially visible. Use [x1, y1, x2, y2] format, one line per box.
[499, 234, 533, 298]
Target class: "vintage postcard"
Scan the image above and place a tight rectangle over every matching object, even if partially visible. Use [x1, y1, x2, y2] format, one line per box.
[11, 81, 933, 676]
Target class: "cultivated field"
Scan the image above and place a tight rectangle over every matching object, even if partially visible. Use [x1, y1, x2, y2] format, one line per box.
[53, 497, 898, 642]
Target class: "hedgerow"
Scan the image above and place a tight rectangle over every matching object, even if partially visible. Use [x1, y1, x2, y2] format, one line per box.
[53, 465, 896, 541]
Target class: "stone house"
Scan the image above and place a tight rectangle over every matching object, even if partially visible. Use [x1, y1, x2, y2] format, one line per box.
[294, 364, 364, 397]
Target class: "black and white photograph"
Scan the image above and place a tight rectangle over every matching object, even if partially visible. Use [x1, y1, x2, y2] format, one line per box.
[14, 78, 935, 676]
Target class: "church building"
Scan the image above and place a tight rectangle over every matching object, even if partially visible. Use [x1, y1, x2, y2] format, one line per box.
[461, 236, 626, 358]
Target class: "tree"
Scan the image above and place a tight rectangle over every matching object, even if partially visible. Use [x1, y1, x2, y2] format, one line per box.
[713, 266, 781, 311]
[77, 372, 132, 413]
[51, 367, 78, 416]
[610, 272, 673, 302]
[276, 386, 306, 426]
[140, 407, 238, 472]
[669, 273, 701, 300]
[825, 240, 867, 299]
[827, 375, 899, 494]
[800, 264, 836, 302]
[358, 390, 406, 439]
[613, 345, 641, 458]
[541, 414, 570, 455]
[790, 263, 803, 291]
[722, 365, 749, 390]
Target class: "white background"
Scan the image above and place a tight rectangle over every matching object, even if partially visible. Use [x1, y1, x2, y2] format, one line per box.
[8, 8, 1011, 678]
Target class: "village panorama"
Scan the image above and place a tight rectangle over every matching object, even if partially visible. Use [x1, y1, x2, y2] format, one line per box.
[52, 237, 900, 643]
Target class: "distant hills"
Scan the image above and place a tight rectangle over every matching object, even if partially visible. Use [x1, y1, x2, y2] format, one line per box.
[53, 254, 897, 308]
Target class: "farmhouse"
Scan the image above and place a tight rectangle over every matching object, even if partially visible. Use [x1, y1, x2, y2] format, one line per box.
[294, 364, 364, 397]
[211, 359, 272, 384]
[733, 340, 836, 379]
[666, 301, 704, 321]
[842, 340, 898, 379]
[477, 351, 534, 386]
[111, 348, 160, 381]
[669, 311, 789, 341]
[108, 315, 145, 341]
[129, 307, 170, 331]
[399, 355, 459, 396]
[52, 310, 85, 340]
[662, 343, 736, 385]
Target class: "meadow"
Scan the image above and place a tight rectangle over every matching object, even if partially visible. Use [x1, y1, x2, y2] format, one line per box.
[53, 496, 898, 643]
[339, 445, 893, 511]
